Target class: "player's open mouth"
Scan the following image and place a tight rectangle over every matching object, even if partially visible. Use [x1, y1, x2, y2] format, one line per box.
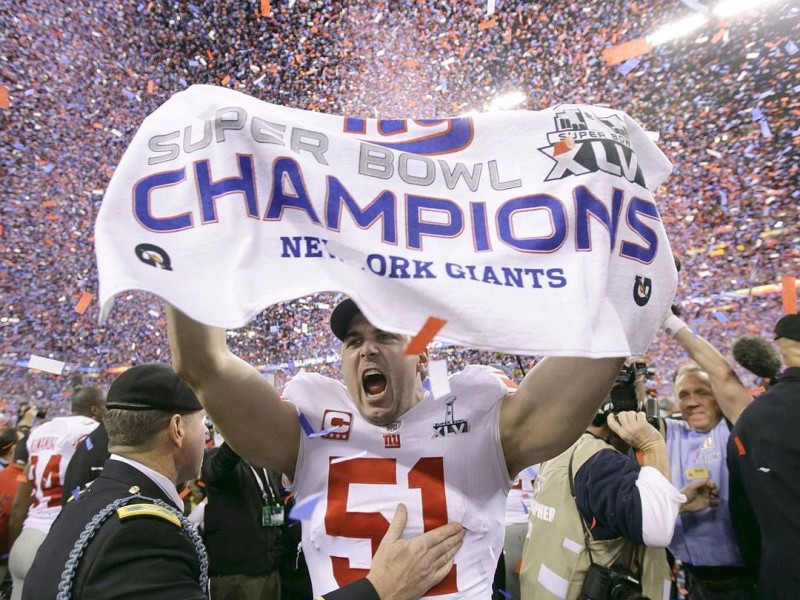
[362, 368, 387, 398]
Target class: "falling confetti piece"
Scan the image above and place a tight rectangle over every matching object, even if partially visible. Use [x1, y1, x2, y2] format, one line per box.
[298, 413, 315, 436]
[288, 492, 322, 521]
[260, 0, 271, 16]
[601, 38, 653, 66]
[221, 74, 231, 86]
[75, 291, 93, 315]
[0, 86, 9, 110]
[331, 450, 367, 464]
[28, 355, 66, 375]
[782, 276, 797, 314]
[553, 135, 576, 156]
[405, 317, 447, 355]
[428, 359, 451, 399]
[478, 17, 497, 30]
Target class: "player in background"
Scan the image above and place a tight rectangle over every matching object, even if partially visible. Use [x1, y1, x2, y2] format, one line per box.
[7, 387, 106, 600]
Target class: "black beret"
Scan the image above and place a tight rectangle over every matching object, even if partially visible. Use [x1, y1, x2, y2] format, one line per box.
[330, 297, 363, 341]
[774, 313, 800, 342]
[106, 364, 202, 412]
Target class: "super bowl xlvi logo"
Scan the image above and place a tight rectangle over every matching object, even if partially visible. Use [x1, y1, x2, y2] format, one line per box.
[538, 107, 646, 186]
[432, 396, 470, 437]
[135, 243, 172, 271]
[632, 275, 652, 306]
[343, 117, 474, 156]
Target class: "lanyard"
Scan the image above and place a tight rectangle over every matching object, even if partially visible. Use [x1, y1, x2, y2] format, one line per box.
[248, 465, 278, 506]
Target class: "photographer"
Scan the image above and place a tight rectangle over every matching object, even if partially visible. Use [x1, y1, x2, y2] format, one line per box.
[519, 363, 715, 600]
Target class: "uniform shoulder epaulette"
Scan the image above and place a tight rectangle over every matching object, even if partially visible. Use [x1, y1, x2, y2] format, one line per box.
[116, 503, 181, 527]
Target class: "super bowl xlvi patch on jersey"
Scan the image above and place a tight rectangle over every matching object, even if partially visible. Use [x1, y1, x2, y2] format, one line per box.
[433, 395, 470, 437]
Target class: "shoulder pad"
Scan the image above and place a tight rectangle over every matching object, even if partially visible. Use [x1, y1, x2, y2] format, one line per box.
[116, 503, 181, 527]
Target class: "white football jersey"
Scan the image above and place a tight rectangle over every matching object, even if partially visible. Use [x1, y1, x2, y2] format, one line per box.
[505, 465, 539, 525]
[284, 365, 515, 599]
[24, 416, 99, 533]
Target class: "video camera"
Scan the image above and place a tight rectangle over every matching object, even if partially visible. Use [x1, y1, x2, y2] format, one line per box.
[595, 361, 658, 427]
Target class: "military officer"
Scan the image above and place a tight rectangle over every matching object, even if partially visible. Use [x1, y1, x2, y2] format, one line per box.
[23, 363, 209, 599]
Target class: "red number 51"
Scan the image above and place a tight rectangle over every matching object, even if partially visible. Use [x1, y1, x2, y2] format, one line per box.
[325, 456, 458, 595]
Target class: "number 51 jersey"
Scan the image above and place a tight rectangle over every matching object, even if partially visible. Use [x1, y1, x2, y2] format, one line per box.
[284, 365, 516, 599]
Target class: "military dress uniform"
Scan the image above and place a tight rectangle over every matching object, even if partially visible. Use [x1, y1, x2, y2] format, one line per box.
[22, 458, 207, 600]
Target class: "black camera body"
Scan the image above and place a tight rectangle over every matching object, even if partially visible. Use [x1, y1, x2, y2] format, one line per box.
[578, 563, 649, 600]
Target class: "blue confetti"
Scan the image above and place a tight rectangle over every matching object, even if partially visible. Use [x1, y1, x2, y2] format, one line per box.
[86, 437, 93, 450]
[72, 487, 81, 502]
[498, 589, 512, 599]
[309, 424, 343, 438]
[288, 492, 322, 521]
[617, 57, 640, 76]
[712, 311, 728, 324]
[298, 413, 315, 436]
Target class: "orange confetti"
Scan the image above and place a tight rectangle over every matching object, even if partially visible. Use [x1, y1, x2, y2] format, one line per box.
[405, 59, 420, 68]
[92, 122, 104, 129]
[478, 18, 497, 31]
[553, 135, 576, 156]
[0, 86, 9, 110]
[147, 79, 155, 94]
[46, 214, 58, 221]
[260, 0, 271, 16]
[42, 200, 56, 207]
[782, 275, 798, 314]
[75, 291, 93, 315]
[221, 74, 231, 86]
[601, 38, 653, 66]
[405, 317, 447, 356]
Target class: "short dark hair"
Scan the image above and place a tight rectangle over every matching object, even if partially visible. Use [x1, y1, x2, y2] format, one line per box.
[105, 409, 176, 449]
[71, 387, 105, 416]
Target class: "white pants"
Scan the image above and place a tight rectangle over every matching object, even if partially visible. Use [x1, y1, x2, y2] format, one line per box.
[8, 528, 47, 600]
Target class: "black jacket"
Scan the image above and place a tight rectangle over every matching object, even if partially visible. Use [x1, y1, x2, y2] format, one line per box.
[24, 459, 206, 600]
[201, 442, 283, 576]
[62, 422, 110, 504]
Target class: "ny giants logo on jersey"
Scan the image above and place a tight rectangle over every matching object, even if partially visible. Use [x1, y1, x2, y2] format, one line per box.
[382, 421, 402, 449]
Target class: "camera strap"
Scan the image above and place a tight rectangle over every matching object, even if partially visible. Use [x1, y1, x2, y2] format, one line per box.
[568, 444, 645, 577]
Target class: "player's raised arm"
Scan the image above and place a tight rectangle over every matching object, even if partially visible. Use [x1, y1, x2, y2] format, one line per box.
[499, 356, 624, 476]
[166, 305, 300, 476]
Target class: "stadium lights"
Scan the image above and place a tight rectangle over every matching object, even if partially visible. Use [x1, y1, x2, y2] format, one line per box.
[713, 0, 780, 18]
[646, 13, 709, 46]
[487, 91, 526, 111]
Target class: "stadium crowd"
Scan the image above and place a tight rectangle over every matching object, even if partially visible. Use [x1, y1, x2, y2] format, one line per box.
[0, 0, 797, 412]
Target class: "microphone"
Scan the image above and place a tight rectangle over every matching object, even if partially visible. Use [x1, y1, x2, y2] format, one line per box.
[732, 334, 782, 381]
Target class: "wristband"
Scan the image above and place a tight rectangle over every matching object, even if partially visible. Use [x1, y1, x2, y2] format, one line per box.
[662, 314, 688, 338]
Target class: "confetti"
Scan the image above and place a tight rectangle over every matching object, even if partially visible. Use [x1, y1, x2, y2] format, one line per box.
[298, 413, 315, 436]
[288, 492, 322, 521]
[478, 17, 497, 30]
[486, 0, 496, 16]
[147, 80, 155, 94]
[601, 38, 653, 66]
[0, 86, 9, 110]
[28, 355, 66, 375]
[221, 74, 231, 86]
[782, 276, 797, 314]
[616, 57, 641, 75]
[75, 291, 93, 315]
[72, 487, 81, 502]
[331, 450, 367, 464]
[553, 135, 576, 156]
[308, 424, 343, 439]
[86, 437, 94, 450]
[260, 0, 271, 17]
[428, 359, 451, 399]
[712, 311, 728, 323]
[405, 316, 447, 355]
